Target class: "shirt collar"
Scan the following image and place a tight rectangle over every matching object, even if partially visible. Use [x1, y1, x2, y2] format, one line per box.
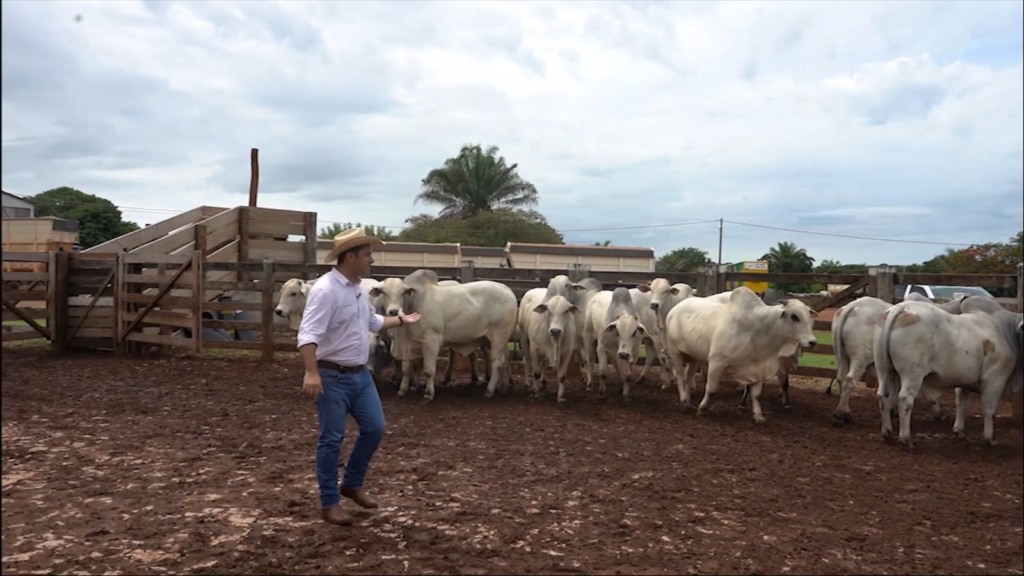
[329, 267, 359, 288]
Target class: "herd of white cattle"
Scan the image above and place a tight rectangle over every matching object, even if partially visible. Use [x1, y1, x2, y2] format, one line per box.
[273, 270, 1023, 448]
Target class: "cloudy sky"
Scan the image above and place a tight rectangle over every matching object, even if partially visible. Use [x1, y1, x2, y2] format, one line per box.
[2, 1, 1021, 266]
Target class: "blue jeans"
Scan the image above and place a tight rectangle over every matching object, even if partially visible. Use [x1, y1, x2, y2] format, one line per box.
[315, 367, 385, 509]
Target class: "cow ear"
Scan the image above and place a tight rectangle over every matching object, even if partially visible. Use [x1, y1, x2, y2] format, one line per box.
[636, 283, 650, 293]
[569, 304, 580, 314]
[604, 322, 617, 333]
[780, 308, 787, 318]
[533, 303, 549, 314]
[369, 287, 382, 297]
[571, 283, 586, 292]
[404, 287, 417, 296]
[670, 287, 680, 295]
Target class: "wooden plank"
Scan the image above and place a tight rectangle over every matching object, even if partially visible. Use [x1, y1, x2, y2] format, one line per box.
[67, 266, 116, 340]
[122, 252, 193, 265]
[3, 308, 48, 321]
[2, 329, 46, 342]
[192, 250, 203, 353]
[247, 219, 306, 237]
[725, 272, 869, 284]
[204, 280, 262, 292]
[203, 301, 263, 312]
[199, 207, 240, 250]
[85, 206, 213, 253]
[304, 212, 318, 274]
[120, 258, 193, 340]
[69, 327, 116, 339]
[4, 290, 50, 302]
[0, 272, 49, 282]
[246, 206, 308, 223]
[122, 309, 194, 329]
[125, 332, 193, 347]
[122, 293, 193, 307]
[248, 239, 306, 263]
[1, 295, 50, 339]
[122, 274, 195, 288]
[203, 319, 263, 331]
[1, 252, 51, 262]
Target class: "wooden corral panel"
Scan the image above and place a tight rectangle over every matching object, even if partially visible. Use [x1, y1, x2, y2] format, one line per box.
[316, 240, 461, 267]
[118, 252, 202, 353]
[505, 242, 655, 273]
[2, 252, 52, 342]
[85, 206, 225, 253]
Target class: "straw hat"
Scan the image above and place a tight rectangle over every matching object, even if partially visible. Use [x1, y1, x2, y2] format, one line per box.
[323, 227, 384, 264]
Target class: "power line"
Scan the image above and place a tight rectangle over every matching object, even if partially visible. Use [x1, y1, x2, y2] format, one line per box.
[723, 220, 974, 247]
[559, 219, 720, 233]
[116, 204, 982, 247]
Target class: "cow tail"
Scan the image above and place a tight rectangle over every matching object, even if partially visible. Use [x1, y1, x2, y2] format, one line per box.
[832, 305, 851, 384]
[875, 306, 903, 400]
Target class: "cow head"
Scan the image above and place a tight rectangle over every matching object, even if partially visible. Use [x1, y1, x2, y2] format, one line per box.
[603, 314, 648, 362]
[368, 277, 411, 317]
[533, 294, 579, 341]
[648, 278, 696, 314]
[777, 298, 818, 349]
[274, 278, 312, 330]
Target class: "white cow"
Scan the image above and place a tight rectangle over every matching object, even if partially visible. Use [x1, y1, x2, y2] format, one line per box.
[664, 286, 818, 423]
[369, 269, 518, 402]
[874, 298, 1023, 447]
[583, 287, 651, 401]
[274, 276, 389, 374]
[627, 286, 662, 383]
[520, 294, 580, 403]
[829, 295, 965, 424]
[518, 275, 585, 392]
[640, 279, 697, 387]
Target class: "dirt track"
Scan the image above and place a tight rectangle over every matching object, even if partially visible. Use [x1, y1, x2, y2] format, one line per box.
[2, 345, 1022, 575]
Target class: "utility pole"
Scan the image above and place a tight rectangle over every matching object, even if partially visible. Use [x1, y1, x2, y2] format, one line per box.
[717, 218, 723, 269]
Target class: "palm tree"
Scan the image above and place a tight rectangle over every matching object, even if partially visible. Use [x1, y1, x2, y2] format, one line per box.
[415, 144, 539, 219]
[761, 241, 815, 273]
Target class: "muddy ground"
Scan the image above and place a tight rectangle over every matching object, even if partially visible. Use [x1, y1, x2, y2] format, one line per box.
[2, 344, 1022, 575]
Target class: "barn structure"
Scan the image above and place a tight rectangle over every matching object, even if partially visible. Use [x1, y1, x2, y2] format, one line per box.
[315, 240, 461, 267]
[504, 242, 655, 273]
[2, 216, 80, 272]
[2, 191, 35, 218]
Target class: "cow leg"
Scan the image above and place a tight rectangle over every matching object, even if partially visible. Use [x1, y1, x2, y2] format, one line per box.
[748, 380, 766, 424]
[595, 344, 610, 399]
[520, 332, 535, 392]
[420, 336, 443, 402]
[778, 371, 791, 409]
[876, 372, 899, 443]
[834, 360, 868, 424]
[528, 343, 544, 398]
[897, 377, 924, 448]
[953, 387, 969, 441]
[697, 361, 724, 416]
[614, 357, 632, 402]
[583, 336, 598, 393]
[483, 341, 506, 399]
[978, 383, 1001, 447]
[556, 345, 573, 404]
[921, 385, 944, 421]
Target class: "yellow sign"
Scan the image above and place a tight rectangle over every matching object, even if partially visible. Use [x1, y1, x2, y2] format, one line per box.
[728, 260, 769, 295]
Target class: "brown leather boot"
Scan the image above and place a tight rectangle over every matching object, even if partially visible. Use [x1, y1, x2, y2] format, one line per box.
[320, 505, 354, 526]
[340, 486, 379, 509]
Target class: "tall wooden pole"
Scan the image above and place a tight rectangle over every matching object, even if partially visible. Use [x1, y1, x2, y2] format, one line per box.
[248, 148, 259, 207]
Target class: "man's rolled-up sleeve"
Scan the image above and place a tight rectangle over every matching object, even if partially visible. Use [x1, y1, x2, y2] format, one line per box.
[297, 289, 330, 348]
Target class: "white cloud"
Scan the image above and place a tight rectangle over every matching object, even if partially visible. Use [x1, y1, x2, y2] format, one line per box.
[2, 0, 1021, 266]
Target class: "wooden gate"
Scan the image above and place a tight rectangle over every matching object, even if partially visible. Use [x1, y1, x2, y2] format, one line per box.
[2, 252, 53, 343]
[118, 252, 204, 353]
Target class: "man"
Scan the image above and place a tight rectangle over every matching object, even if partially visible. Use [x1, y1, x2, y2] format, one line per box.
[297, 227, 421, 526]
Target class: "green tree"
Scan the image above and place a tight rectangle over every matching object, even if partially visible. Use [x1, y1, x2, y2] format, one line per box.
[415, 144, 539, 218]
[593, 240, 612, 247]
[397, 209, 563, 246]
[761, 241, 815, 293]
[656, 247, 712, 272]
[26, 186, 139, 248]
[318, 222, 397, 241]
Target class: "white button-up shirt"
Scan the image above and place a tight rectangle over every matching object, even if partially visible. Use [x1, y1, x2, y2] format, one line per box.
[296, 268, 384, 366]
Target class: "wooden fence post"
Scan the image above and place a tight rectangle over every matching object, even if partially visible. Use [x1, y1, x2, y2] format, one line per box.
[114, 252, 124, 355]
[261, 258, 276, 361]
[459, 261, 475, 283]
[49, 251, 69, 353]
[238, 206, 250, 284]
[870, 265, 896, 303]
[191, 249, 204, 354]
[304, 212, 318, 280]
[698, 266, 719, 296]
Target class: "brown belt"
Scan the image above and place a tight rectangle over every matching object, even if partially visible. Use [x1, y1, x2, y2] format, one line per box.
[316, 360, 365, 373]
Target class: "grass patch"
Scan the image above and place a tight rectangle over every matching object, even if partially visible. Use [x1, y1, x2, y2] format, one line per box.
[799, 353, 836, 369]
